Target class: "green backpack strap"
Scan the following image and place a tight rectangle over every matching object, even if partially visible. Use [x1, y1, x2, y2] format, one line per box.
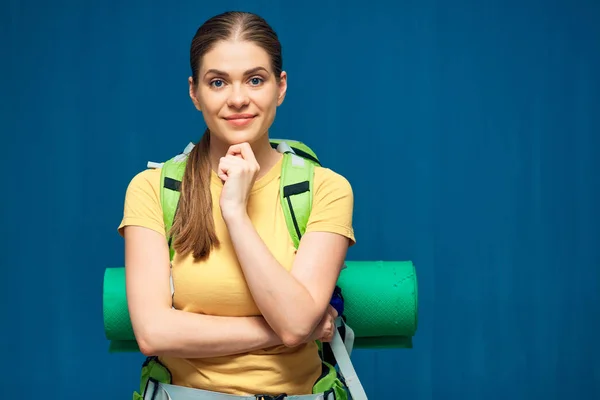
[160, 160, 186, 261]
[149, 143, 193, 261]
[279, 152, 316, 248]
[273, 139, 321, 249]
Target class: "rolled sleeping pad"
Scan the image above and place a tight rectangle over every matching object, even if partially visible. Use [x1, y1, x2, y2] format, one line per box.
[103, 261, 418, 352]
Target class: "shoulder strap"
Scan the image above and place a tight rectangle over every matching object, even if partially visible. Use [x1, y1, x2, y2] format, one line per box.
[273, 139, 321, 249]
[279, 150, 316, 249]
[160, 160, 187, 261]
[149, 143, 194, 262]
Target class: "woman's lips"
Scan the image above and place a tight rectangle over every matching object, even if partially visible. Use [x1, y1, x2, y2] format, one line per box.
[225, 114, 256, 127]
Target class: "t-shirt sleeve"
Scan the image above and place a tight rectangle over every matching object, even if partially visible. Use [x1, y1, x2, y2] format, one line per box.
[117, 168, 166, 238]
[305, 167, 356, 246]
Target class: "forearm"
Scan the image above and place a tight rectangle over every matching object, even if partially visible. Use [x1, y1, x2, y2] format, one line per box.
[123, 225, 282, 359]
[224, 214, 322, 346]
[138, 308, 282, 358]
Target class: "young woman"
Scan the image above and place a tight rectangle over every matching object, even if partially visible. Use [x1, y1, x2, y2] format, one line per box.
[118, 10, 355, 398]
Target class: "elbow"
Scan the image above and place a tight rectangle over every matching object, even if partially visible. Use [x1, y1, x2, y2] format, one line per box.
[130, 303, 177, 356]
[281, 331, 310, 348]
[134, 319, 166, 357]
[281, 334, 306, 347]
[279, 316, 321, 348]
[131, 308, 173, 356]
[137, 332, 159, 357]
[138, 339, 156, 357]
[136, 329, 159, 357]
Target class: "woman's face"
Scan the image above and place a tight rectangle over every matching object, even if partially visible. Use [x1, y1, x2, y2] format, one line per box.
[189, 39, 287, 147]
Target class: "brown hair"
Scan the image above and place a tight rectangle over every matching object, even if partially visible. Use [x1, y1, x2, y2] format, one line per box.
[169, 11, 283, 261]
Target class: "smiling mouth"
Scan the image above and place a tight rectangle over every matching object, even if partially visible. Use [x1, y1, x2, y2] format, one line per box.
[224, 113, 256, 120]
[224, 115, 256, 126]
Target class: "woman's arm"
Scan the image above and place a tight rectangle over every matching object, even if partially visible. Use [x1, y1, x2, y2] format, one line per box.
[217, 143, 354, 348]
[124, 225, 283, 358]
[225, 215, 350, 347]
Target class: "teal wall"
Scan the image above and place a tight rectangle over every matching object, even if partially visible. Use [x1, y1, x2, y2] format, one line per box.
[2, 0, 598, 398]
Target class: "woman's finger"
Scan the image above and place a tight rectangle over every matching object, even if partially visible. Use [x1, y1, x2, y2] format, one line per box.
[218, 157, 239, 180]
[223, 153, 256, 176]
[328, 305, 339, 319]
[227, 142, 259, 167]
[217, 158, 229, 181]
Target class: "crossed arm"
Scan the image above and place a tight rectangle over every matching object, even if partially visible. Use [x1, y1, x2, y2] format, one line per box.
[125, 223, 348, 358]
[224, 212, 349, 347]
[124, 225, 283, 358]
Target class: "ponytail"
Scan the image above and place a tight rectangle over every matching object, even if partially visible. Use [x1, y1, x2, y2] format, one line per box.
[169, 129, 220, 261]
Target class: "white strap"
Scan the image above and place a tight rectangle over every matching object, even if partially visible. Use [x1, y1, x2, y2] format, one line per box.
[149, 142, 194, 168]
[335, 318, 355, 357]
[345, 324, 355, 357]
[275, 141, 295, 154]
[290, 154, 305, 167]
[145, 380, 255, 400]
[330, 325, 368, 400]
[144, 380, 334, 400]
[147, 161, 164, 169]
[183, 142, 195, 155]
[274, 141, 305, 167]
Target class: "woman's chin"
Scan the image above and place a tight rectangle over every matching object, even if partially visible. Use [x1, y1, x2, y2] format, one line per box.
[222, 129, 267, 146]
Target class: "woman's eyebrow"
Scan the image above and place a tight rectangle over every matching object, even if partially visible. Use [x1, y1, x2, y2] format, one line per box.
[204, 66, 269, 78]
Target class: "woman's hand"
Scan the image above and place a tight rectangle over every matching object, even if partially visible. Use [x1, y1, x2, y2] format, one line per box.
[217, 142, 260, 220]
[309, 305, 339, 343]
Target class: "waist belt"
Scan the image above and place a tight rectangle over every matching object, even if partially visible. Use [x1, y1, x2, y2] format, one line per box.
[142, 324, 364, 400]
[143, 379, 336, 400]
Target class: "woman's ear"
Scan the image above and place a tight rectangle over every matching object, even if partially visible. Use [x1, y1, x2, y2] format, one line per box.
[188, 77, 202, 111]
[277, 71, 288, 106]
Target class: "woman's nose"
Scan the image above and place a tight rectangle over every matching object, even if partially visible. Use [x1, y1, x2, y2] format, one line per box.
[227, 84, 250, 108]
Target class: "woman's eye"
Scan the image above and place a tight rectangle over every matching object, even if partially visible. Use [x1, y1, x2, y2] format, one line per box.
[211, 79, 224, 88]
[249, 77, 263, 86]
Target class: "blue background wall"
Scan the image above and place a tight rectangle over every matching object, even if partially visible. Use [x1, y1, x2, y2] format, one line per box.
[2, 0, 599, 399]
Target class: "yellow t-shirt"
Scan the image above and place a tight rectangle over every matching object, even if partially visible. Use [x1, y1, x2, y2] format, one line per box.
[117, 154, 355, 396]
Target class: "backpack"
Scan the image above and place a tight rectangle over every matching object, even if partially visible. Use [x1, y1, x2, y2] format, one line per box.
[137, 138, 367, 400]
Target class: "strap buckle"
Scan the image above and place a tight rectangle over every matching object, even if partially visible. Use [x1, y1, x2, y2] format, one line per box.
[255, 394, 287, 400]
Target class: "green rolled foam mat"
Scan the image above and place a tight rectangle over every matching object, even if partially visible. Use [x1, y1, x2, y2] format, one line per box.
[103, 261, 418, 352]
